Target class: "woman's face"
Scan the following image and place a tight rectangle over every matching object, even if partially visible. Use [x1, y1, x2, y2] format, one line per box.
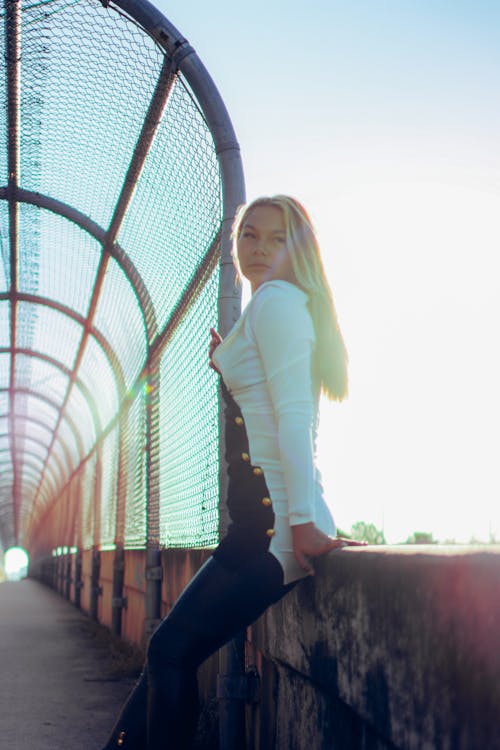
[236, 205, 295, 293]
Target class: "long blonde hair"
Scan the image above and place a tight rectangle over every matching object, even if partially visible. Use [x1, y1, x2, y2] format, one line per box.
[232, 195, 348, 401]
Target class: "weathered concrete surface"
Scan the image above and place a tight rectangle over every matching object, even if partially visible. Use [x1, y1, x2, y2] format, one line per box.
[253, 546, 500, 750]
[0, 578, 136, 750]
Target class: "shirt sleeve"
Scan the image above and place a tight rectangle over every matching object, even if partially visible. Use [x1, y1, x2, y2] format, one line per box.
[249, 284, 317, 525]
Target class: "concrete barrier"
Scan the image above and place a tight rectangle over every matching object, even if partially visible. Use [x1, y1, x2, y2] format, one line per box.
[250, 546, 500, 750]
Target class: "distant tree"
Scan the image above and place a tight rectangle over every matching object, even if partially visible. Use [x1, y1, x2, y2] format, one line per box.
[405, 531, 436, 545]
[350, 521, 385, 545]
[336, 527, 352, 540]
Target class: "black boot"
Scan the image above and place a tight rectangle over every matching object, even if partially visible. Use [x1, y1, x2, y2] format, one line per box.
[100, 668, 148, 749]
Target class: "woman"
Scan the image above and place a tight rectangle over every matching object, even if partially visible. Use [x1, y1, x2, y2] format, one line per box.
[102, 195, 361, 750]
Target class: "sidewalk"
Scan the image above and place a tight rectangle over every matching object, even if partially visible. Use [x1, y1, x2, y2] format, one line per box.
[0, 579, 139, 750]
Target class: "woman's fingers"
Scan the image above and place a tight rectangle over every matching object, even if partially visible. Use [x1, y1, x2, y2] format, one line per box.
[335, 536, 368, 547]
[293, 528, 368, 576]
[313, 536, 366, 558]
[209, 327, 222, 345]
[292, 524, 368, 575]
[295, 537, 342, 574]
[324, 536, 368, 551]
[327, 537, 348, 550]
[208, 328, 222, 372]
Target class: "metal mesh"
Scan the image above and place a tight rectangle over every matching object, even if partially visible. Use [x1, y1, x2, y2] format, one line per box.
[15, 352, 69, 401]
[29, 209, 101, 317]
[23, 392, 59, 432]
[93, 257, 147, 390]
[99, 426, 118, 548]
[0, 0, 242, 556]
[158, 266, 220, 549]
[122, 388, 147, 549]
[0, 203, 9, 292]
[20, 0, 162, 227]
[0, 350, 9, 382]
[78, 335, 120, 426]
[0, 6, 6, 189]
[117, 77, 222, 334]
[80, 452, 98, 551]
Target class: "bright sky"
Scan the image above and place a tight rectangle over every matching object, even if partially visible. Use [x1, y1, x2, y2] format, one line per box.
[157, 0, 500, 543]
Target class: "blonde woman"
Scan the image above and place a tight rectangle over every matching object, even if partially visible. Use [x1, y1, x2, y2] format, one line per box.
[101, 196, 363, 750]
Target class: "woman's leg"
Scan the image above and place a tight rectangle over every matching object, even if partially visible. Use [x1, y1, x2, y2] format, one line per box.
[147, 552, 290, 749]
[102, 551, 291, 750]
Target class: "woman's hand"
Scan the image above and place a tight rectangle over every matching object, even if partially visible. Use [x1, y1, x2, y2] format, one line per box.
[209, 327, 222, 372]
[291, 522, 367, 576]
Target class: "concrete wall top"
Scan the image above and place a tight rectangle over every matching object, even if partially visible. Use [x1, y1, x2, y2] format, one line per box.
[255, 546, 500, 750]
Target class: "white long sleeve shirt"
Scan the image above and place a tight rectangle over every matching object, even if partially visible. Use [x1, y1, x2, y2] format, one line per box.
[212, 280, 336, 584]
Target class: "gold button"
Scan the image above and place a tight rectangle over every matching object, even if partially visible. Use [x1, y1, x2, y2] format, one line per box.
[235, 416, 244, 425]
[261, 497, 272, 507]
[241, 452, 250, 462]
[266, 528, 275, 537]
[253, 467, 263, 476]
[117, 731, 126, 746]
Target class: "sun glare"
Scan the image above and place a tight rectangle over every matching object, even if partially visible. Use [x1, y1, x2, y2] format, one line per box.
[316, 180, 500, 544]
[4, 547, 29, 581]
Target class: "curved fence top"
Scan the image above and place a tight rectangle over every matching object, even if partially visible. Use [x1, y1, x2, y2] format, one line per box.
[0, 0, 244, 555]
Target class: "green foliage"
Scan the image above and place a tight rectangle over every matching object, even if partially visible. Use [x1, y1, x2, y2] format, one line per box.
[336, 527, 351, 539]
[350, 521, 386, 545]
[405, 531, 436, 545]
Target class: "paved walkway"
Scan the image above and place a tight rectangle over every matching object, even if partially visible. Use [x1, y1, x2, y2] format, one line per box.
[0, 579, 138, 750]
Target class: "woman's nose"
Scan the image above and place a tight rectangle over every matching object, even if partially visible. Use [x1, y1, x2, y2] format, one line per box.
[253, 239, 269, 255]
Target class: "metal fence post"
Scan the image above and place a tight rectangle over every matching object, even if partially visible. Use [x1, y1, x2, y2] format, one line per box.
[144, 546, 162, 642]
[64, 553, 72, 599]
[216, 134, 246, 750]
[90, 548, 102, 621]
[144, 365, 162, 642]
[74, 549, 83, 609]
[111, 543, 126, 636]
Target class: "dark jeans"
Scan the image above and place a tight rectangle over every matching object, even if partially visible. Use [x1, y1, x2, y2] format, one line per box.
[102, 551, 294, 749]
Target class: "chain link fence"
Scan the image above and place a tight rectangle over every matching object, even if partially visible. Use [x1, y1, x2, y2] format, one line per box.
[0, 0, 244, 560]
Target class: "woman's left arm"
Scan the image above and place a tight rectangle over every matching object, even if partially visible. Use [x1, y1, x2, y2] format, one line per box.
[252, 286, 364, 575]
[252, 288, 317, 525]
